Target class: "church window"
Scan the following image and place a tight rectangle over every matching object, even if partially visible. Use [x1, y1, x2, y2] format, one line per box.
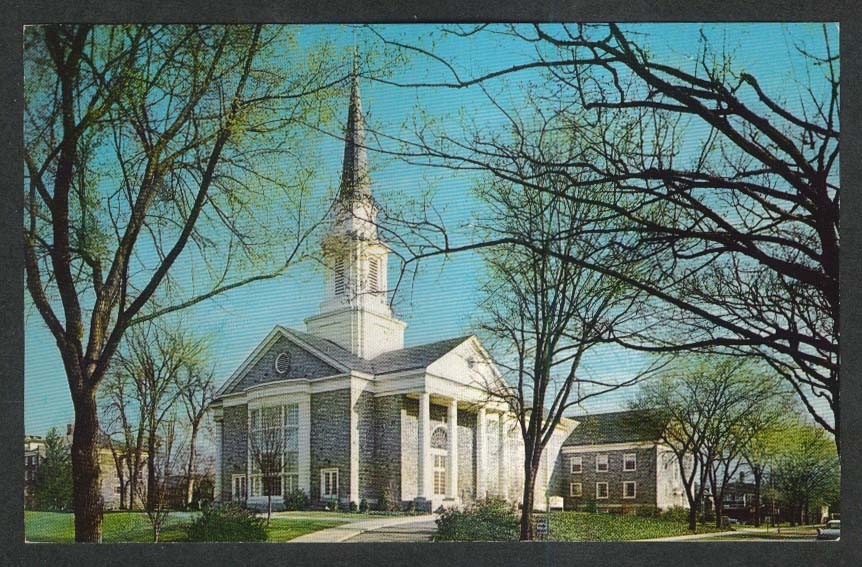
[433, 453, 447, 496]
[334, 257, 345, 296]
[248, 404, 300, 498]
[431, 426, 448, 450]
[321, 468, 339, 500]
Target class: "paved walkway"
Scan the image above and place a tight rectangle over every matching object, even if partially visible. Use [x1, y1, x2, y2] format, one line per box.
[637, 530, 736, 541]
[291, 514, 437, 543]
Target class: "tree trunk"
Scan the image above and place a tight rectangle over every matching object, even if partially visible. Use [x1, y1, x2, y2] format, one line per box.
[71, 391, 103, 543]
[753, 470, 762, 527]
[687, 498, 698, 532]
[146, 434, 157, 512]
[518, 460, 540, 541]
[185, 424, 199, 508]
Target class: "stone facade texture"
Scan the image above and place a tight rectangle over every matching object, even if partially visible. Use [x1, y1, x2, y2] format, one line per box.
[221, 405, 248, 501]
[556, 446, 658, 510]
[370, 394, 403, 503]
[230, 335, 340, 393]
[310, 389, 351, 505]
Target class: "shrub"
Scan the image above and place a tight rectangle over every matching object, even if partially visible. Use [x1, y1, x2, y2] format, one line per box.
[435, 497, 519, 541]
[283, 489, 309, 511]
[661, 506, 690, 522]
[349, 501, 358, 513]
[186, 503, 268, 542]
[636, 506, 661, 518]
[582, 496, 597, 514]
[359, 498, 369, 513]
[406, 500, 416, 513]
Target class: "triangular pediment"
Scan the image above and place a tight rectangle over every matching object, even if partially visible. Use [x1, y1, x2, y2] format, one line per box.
[216, 326, 347, 397]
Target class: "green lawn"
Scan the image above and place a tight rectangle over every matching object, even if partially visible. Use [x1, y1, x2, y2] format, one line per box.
[25, 511, 344, 543]
[547, 512, 725, 541]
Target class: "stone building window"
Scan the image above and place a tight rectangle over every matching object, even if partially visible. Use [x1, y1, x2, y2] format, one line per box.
[570, 482, 582, 497]
[596, 454, 609, 472]
[232, 475, 247, 500]
[623, 481, 637, 499]
[596, 482, 609, 499]
[431, 426, 448, 496]
[570, 456, 582, 474]
[623, 453, 636, 472]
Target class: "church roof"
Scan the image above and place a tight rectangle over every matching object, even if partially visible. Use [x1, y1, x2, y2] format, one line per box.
[562, 409, 665, 446]
[338, 71, 371, 202]
[215, 327, 475, 398]
[284, 327, 473, 375]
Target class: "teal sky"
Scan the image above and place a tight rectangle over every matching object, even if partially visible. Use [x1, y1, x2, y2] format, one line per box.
[24, 23, 836, 436]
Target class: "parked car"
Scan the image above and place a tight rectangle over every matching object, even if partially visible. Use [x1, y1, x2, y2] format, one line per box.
[816, 520, 840, 541]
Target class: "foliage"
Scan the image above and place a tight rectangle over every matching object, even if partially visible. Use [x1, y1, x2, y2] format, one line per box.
[660, 506, 690, 523]
[769, 422, 839, 522]
[378, 481, 401, 512]
[635, 506, 661, 518]
[185, 503, 268, 542]
[29, 428, 73, 512]
[283, 488, 310, 511]
[548, 511, 724, 541]
[434, 497, 519, 541]
[349, 501, 358, 513]
[358, 498, 369, 513]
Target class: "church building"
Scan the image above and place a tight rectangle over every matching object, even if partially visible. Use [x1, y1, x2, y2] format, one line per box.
[209, 75, 572, 512]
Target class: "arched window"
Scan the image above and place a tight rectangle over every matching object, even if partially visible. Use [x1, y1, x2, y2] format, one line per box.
[431, 426, 448, 450]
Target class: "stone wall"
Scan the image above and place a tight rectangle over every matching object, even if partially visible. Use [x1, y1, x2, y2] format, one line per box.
[310, 389, 351, 505]
[457, 411, 476, 501]
[221, 405, 248, 502]
[557, 446, 658, 511]
[369, 394, 403, 504]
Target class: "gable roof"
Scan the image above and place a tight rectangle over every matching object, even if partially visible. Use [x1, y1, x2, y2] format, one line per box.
[215, 325, 473, 398]
[563, 409, 665, 446]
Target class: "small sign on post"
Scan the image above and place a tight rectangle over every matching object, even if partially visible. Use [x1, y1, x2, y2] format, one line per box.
[536, 517, 549, 539]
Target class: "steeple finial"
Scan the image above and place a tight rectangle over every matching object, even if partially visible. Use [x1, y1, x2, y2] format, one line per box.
[338, 51, 371, 202]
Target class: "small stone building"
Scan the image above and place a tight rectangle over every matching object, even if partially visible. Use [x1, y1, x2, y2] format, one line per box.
[550, 410, 690, 512]
[209, 74, 571, 512]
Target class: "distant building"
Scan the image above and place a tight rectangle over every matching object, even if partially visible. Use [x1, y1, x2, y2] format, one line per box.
[551, 410, 690, 512]
[25, 424, 148, 510]
[24, 435, 46, 502]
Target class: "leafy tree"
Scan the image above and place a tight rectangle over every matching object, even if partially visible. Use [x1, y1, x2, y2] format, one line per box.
[31, 428, 73, 511]
[769, 422, 839, 526]
[632, 355, 788, 531]
[24, 24, 343, 541]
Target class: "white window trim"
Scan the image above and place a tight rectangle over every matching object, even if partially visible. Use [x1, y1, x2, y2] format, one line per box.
[596, 482, 609, 499]
[623, 453, 637, 472]
[570, 482, 582, 497]
[623, 481, 637, 499]
[596, 454, 609, 473]
[321, 468, 339, 500]
[570, 456, 583, 474]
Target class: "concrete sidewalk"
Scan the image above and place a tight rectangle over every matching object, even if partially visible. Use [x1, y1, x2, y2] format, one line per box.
[636, 530, 736, 541]
[291, 514, 437, 543]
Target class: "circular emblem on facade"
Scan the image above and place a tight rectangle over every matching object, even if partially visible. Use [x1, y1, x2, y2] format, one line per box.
[274, 351, 292, 375]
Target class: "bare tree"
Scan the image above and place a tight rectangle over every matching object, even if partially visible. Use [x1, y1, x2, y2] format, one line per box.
[248, 407, 287, 523]
[176, 361, 216, 508]
[470, 153, 661, 539]
[23, 24, 342, 541]
[144, 414, 183, 543]
[368, 23, 839, 449]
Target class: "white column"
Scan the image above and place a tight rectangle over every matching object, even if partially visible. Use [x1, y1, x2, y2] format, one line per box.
[476, 407, 487, 499]
[498, 412, 509, 500]
[214, 415, 223, 502]
[349, 382, 360, 505]
[447, 399, 459, 499]
[418, 393, 432, 499]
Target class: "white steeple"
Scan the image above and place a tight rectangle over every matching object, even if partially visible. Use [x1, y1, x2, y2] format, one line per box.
[304, 65, 406, 359]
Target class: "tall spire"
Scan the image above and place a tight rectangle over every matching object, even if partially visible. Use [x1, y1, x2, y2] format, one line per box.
[338, 55, 371, 201]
